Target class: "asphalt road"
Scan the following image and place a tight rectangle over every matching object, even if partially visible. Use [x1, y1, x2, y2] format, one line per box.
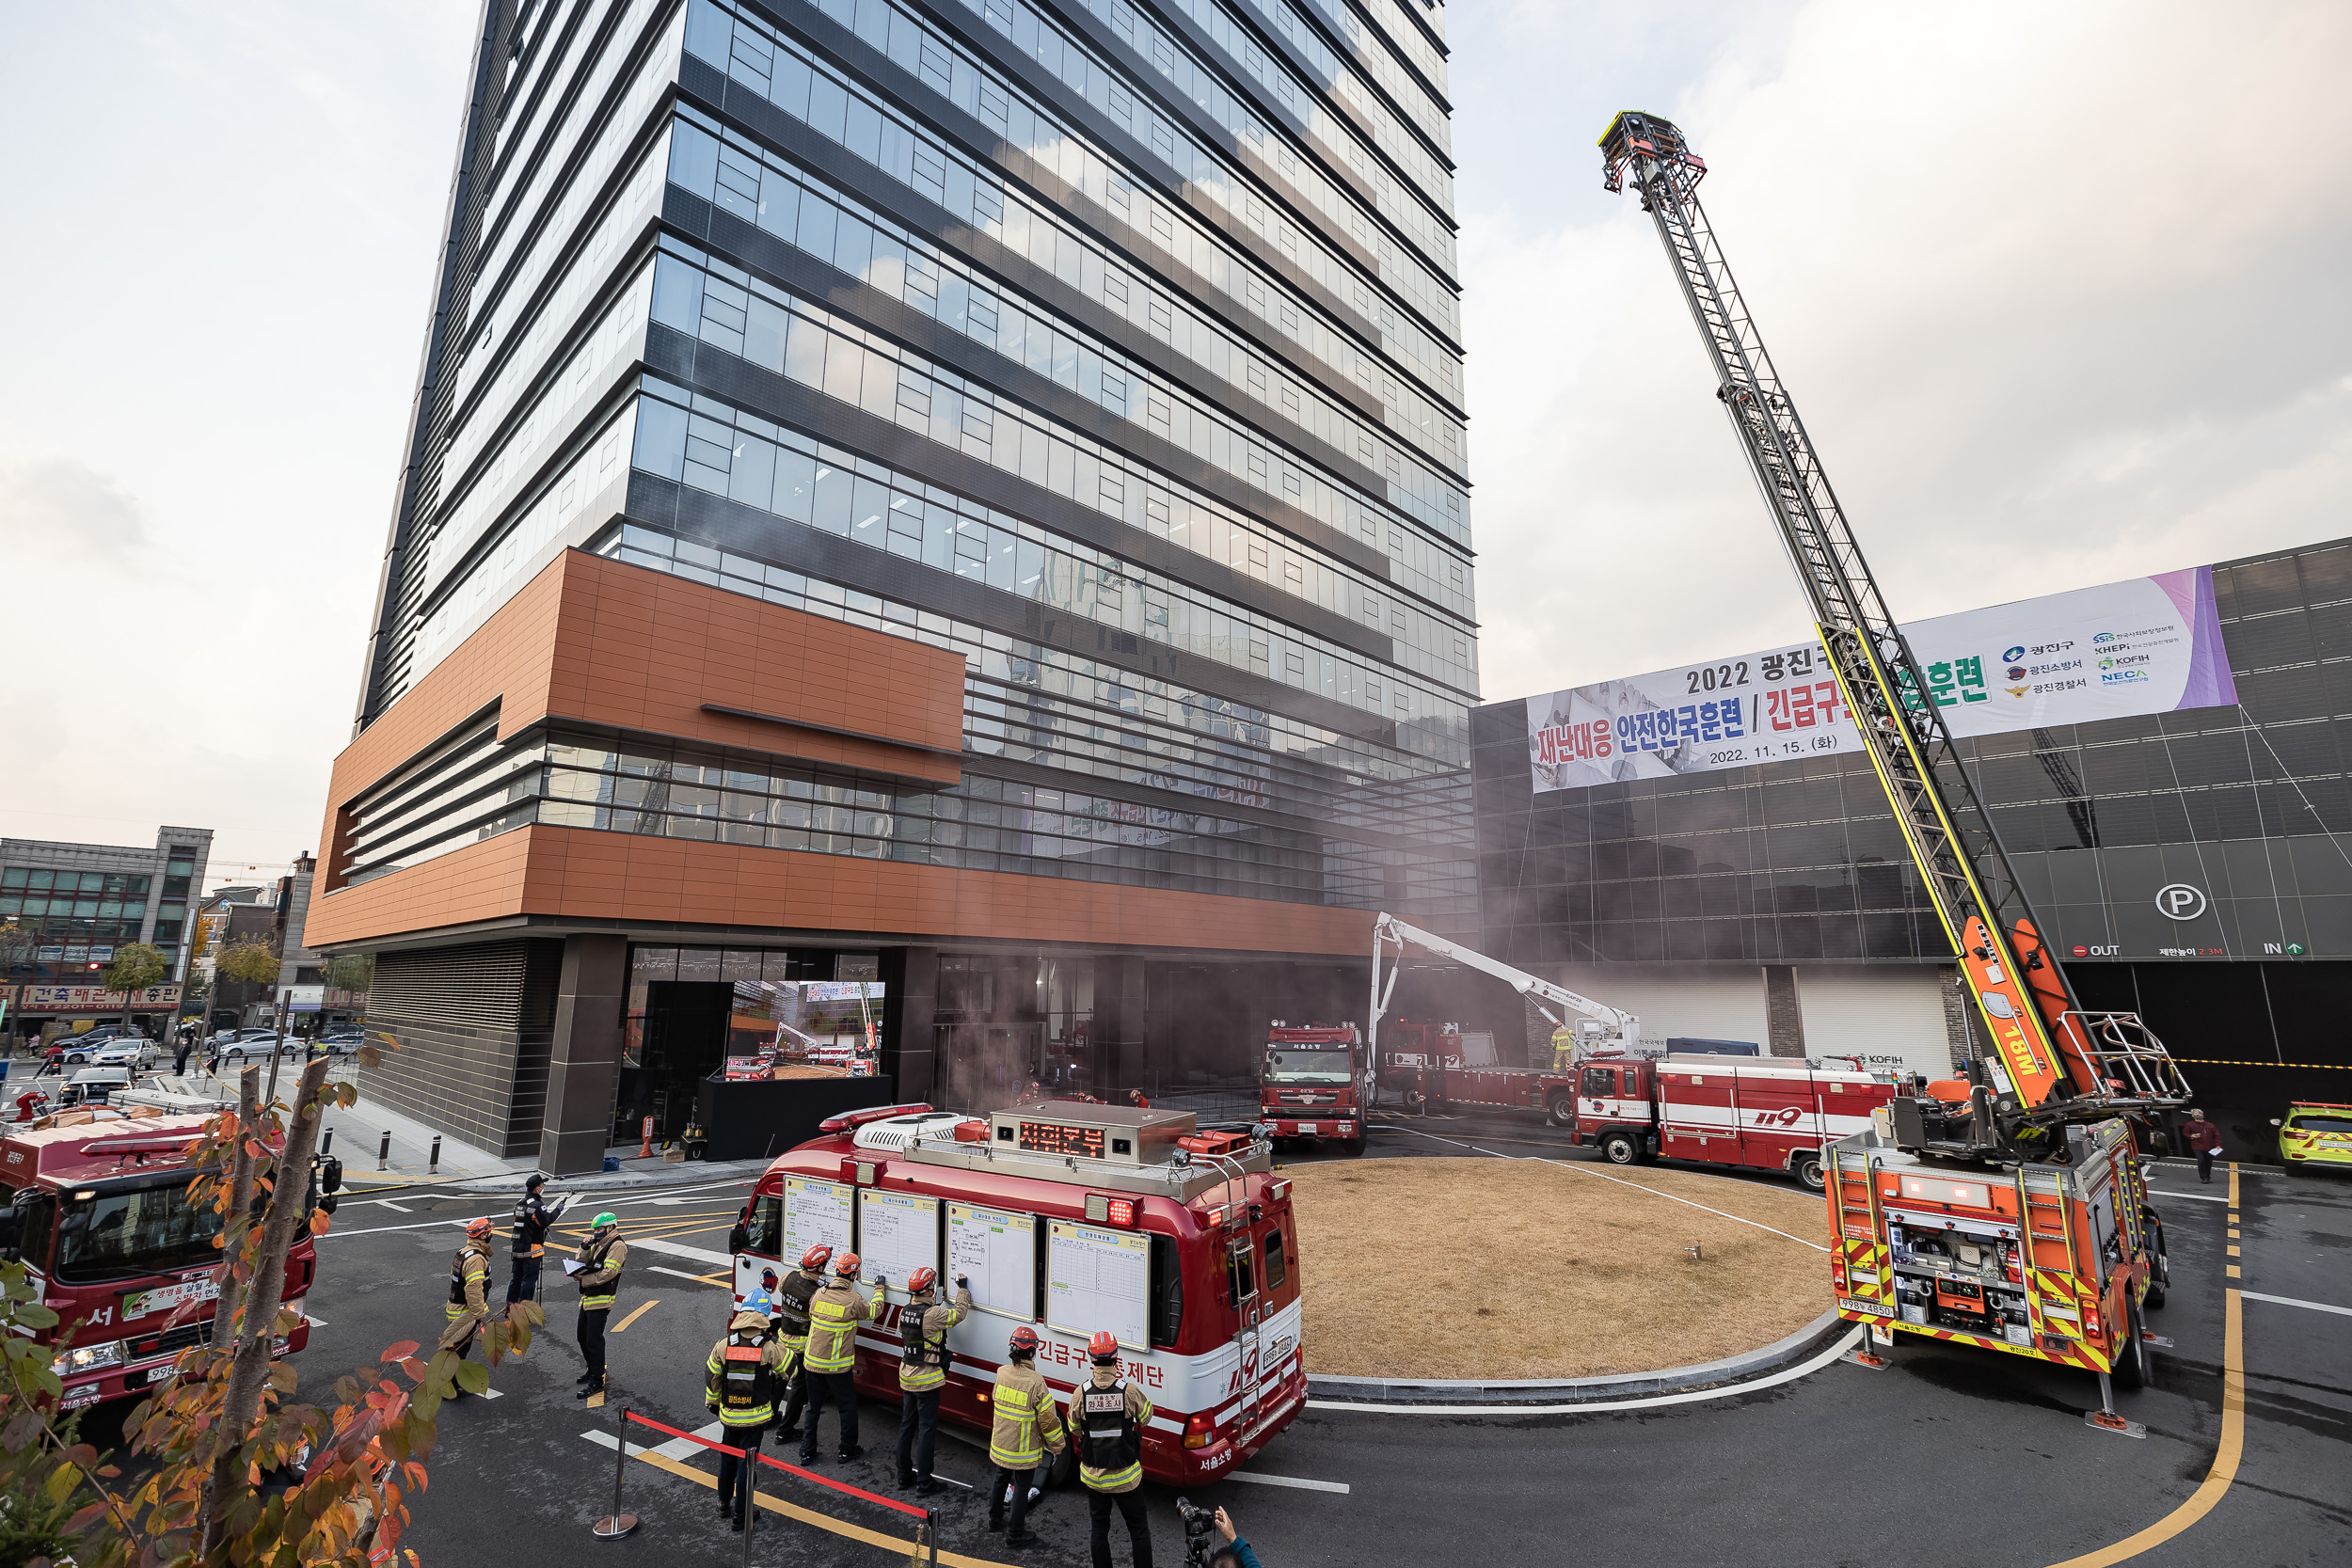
[267, 1115, 2348, 1568]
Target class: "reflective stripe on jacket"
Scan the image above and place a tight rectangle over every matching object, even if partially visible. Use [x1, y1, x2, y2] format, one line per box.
[1069, 1370, 1152, 1492]
[804, 1278, 882, 1372]
[705, 1317, 789, 1428]
[575, 1231, 627, 1310]
[988, 1361, 1066, 1469]
[897, 1287, 972, 1391]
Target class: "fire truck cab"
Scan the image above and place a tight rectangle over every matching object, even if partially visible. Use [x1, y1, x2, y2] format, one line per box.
[0, 1110, 320, 1414]
[1259, 1024, 1369, 1155]
[735, 1100, 1303, 1486]
[1826, 1117, 2165, 1386]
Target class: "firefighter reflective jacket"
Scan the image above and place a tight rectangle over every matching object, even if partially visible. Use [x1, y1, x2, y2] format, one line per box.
[897, 1285, 973, 1392]
[573, 1227, 627, 1312]
[1070, 1368, 1152, 1492]
[1551, 1025, 1575, 1071]
[987, 1359, 1066, 1469]
[437, 1240, 490, 1351]
[775, 1268, 822, 1348]
[705, 1311, 789, 1428]
[804, 1276, 882, 1373]
[510, 1193, 556, 1259]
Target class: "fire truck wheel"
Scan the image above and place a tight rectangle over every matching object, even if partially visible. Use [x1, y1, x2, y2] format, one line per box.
[1600, 1132, 1639, 1165]
[1547, 1093, 1577, 1128]
[2112, 1299, 2146, 1389]
[1792, 1155, 1825, 1192]
[1045, 1444, 1077, 1488]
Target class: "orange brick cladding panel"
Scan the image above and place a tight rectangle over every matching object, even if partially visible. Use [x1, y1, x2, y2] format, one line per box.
[306, 548, 1370, 959]
[305, 824, 1374, 957]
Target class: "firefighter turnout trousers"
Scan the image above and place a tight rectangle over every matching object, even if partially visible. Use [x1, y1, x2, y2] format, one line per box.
[1089, 1489, 1153, 1568]
[799, 1370, 860, 1461]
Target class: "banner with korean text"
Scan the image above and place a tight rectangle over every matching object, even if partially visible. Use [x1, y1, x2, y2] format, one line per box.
[1526, 566, 2236, 791]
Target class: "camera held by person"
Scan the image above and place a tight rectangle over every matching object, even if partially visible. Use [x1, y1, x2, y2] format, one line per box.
[1174, 1501, 1261, 1568]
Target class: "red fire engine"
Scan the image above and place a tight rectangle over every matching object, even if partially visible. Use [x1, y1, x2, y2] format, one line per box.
[733, 1100, 1302, 1486]
[1603, 111, 2188, 1425]
[1568, 1053, 1895, 1190]
[1258, 1024, 1369, 1155]
[0, 1110, 322, 1415]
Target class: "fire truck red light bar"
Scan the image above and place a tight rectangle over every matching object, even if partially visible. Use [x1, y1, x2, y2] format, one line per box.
[1900, 1177, 1992, 1208]
[818, 1102, 935, 1132]
[1085, 1194, 1137, 1227]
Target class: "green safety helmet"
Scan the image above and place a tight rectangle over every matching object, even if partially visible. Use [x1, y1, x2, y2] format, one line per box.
[593, 1211, 619, 1229]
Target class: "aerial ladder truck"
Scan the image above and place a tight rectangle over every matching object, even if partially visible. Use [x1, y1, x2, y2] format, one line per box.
[1600, 113, 2187, 1420]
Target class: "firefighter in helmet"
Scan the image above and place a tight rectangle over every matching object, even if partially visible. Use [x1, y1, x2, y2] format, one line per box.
[895, 1267, 974, 1493]
[771, 1243, 832, 1439]
[799, 1251, 883, 1465]
[988, 1324, 1065, 1546]
[1069, 1329, 1154, 1568]
[1551, 1022, 1576, 1074]
[705, 1289, 789, 1532]
[572, 1211, 628, 1401]
[438, 1217, 496, 1375]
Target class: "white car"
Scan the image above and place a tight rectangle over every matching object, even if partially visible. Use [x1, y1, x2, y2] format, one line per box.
[61, 1067, 132, 1106]
[88, 1038, 158, 1070]
[216, 1032, 298, 1061]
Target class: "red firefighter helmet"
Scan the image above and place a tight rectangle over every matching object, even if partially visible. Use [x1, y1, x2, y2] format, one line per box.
[907, 1266, 937, 1294]
[801, 1244, 834, 1271]
[465, 1216, 494, 1239]
[1088, 1330, 1120, 1362]
[1008, 1325, 1041, 1355]
[833, 1252, 861, 1276]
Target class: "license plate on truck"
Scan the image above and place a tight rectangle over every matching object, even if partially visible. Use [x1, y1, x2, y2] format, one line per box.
[1839, 1297, 1894, 1318]
[1298, 1123, 1319, 1135]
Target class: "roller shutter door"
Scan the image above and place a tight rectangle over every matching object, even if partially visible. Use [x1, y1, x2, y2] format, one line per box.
[1791, 965, 1947, 1079]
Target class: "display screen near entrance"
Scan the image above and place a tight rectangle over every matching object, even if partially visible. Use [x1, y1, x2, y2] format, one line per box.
[1018, 1119, 1104, 1159]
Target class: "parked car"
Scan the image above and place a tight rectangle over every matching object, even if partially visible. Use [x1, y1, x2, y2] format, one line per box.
[316, 1032, 365, 1056]
[2273, 1101, 2352, 1174]
[216, 1032, 299, 1062]
[51, 1024, 146, 1064]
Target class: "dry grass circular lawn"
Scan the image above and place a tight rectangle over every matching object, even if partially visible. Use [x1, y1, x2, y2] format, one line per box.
[1287, 1156, 1833, 1380]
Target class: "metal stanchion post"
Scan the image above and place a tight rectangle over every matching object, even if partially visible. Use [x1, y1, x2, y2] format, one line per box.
[429, 1136, 441, 1175]
[927, 1508, 940, 1567]
[740, 1441, 756, 1568]
[376, 1130, 390, 1172]
[593, 1406, 638, 1538]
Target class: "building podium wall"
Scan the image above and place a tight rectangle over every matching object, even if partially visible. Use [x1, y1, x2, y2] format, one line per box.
[541, 935, 628, 1175]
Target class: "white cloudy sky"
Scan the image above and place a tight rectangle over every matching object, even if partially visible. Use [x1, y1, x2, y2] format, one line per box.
[3, 0, 2348, 885]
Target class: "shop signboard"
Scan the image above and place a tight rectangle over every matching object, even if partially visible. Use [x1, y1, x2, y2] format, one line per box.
[20, 984, 183, 1013]
[1526, 565, 2237, 792]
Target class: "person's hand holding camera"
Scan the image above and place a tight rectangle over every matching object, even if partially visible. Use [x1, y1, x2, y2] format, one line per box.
[1215, 1509, 1236, 1544]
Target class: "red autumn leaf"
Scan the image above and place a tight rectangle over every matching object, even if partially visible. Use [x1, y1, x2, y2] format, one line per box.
[380, 1341, 419, 1363]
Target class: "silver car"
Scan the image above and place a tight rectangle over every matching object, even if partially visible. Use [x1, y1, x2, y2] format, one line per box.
[89, 1037, 159, 1070]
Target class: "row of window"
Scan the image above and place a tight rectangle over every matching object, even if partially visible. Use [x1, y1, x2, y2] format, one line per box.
[595, 522, 1471, 770]
[630, 370, 1475, 711]
[668, 111, 1467, 490]
[948, 0, 1455, 268]
[2, 869, 151, 896]
[682, 0, 1464, 400]
[1118, 0, 1454, 204]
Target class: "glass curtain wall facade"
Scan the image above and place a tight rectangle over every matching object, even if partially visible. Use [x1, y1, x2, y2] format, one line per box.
[357, 0, 1474, 925]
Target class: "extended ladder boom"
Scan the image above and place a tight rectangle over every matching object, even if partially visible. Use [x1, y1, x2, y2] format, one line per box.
[1369, 913, 1641, 1059]
[1598, 112, 2185, 1134]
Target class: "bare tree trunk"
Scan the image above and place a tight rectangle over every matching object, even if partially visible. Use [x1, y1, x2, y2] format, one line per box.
[198, 1056, 329, 1561]
[205, 1068, 262, 1350]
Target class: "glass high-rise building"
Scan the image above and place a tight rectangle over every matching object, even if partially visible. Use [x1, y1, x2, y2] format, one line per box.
[311, 0, 1473, 1168]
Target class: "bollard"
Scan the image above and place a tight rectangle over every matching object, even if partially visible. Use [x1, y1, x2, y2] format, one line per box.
[377, 1130, 391, 1172]
[321, 1128, 333, 1156]
[592, 1405, 638, 1538]
[429, 1136, 441, 1175]
[926, 1508, 940, 1567]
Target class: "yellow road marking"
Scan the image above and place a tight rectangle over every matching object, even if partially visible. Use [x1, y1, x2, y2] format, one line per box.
[2044, 1291, 2244, 1568]
[2227, 1265, 2241, 1278]
[629, 1445, 1007, 1566]
[696, 1272, 732, 1287]
[2227, 1164, 2239, 1207]
[612, 1300, 660, 1333]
